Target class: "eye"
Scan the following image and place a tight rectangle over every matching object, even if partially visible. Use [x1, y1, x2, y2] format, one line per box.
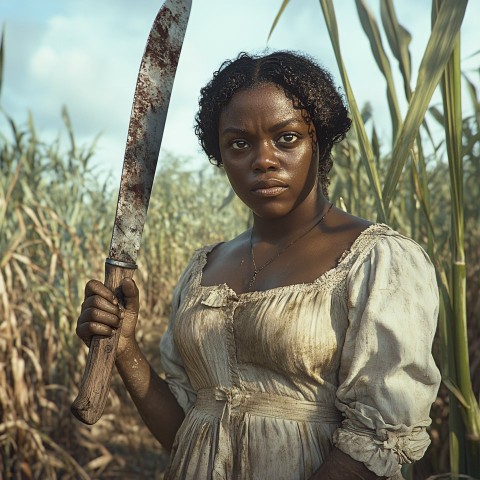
[231, 140, 249, 150]
[277, 133, 298, 144]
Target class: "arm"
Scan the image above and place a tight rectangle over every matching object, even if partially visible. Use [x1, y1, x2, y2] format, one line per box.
[309, 448, 386, 480]
[332, 234, 441, 478]
[76, 278, 184, 451]
[115, 338, 184, 451]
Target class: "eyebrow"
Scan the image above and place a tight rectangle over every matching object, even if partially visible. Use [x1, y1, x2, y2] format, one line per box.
[220, 118, 304, 136]
[221, 126, 249, 136]
[268, 118, 304, 132]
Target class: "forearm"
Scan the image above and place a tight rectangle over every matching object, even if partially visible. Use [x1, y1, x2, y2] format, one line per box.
[115, 341, 185, 451]
[309, 447, 386, 480]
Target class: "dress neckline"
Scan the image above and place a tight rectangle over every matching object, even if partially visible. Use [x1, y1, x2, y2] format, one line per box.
[195, 223, 391, 299]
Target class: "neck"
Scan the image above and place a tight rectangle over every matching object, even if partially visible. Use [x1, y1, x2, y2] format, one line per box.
[251, 188, 331, 244]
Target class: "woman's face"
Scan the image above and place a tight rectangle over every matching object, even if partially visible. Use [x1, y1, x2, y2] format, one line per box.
[218, 83, 319, 219]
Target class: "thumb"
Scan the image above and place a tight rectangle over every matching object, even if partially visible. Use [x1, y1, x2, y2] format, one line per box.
[119, 278, 139, 314]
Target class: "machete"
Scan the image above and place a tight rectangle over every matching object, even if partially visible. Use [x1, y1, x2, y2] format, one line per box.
[71, 0, 192, 425]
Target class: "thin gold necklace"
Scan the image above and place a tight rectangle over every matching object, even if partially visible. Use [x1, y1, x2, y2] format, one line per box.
[248, 203, 333, 291]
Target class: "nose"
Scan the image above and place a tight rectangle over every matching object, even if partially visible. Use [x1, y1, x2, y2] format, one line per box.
[251, 142, 279, 172]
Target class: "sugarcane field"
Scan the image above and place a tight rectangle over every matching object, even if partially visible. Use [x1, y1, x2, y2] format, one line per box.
[1, 1, 479, 479]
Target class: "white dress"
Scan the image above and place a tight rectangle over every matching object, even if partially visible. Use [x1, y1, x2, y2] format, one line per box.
[160, 224, 441, 479]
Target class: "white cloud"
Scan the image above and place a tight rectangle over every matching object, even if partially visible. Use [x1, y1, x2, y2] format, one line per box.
[2, 0, 479, 185]
[30, 45, 58, 77]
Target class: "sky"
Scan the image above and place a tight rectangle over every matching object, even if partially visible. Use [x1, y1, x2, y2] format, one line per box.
[1, 0, 479, 186]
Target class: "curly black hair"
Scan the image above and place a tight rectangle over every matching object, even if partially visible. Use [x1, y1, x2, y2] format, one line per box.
[194, 50, 352, 196]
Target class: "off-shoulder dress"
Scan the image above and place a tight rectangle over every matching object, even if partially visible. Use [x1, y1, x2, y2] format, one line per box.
[160, 224, 441, 480]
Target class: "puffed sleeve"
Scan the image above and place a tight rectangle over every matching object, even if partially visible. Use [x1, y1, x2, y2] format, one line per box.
[333, 232, 441, 478]
[159, 256, 198, 414]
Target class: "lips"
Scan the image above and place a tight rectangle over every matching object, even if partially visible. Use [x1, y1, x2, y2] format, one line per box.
[251, 178, 288, 197]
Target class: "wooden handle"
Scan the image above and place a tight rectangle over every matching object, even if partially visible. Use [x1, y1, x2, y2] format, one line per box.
[71, 261, 135, 424]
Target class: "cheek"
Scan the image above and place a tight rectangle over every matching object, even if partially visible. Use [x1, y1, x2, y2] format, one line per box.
[223, 164, 246, 194]
[294, 146, 317, 177]
[307, 147, 320, 177]
[293, 152, 319, 194]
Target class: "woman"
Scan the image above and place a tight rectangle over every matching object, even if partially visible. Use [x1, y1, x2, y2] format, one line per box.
[77, 51, 441, 480]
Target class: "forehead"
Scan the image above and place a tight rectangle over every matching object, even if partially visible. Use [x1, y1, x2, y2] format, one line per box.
[219, 83, 306, 127]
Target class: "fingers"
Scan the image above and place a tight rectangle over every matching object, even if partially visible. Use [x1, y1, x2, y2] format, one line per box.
[76, 320, 114, 346]
[85, 279, 118, 305]
[76, 305, 124, 344]
[79, 305, 122, 329]
[81, 294, 122, 316]
[120, 278, 140, 313]
[77, 277, 139, 348]
[84, 278, 139, 313]
[78, 278, 123, 347]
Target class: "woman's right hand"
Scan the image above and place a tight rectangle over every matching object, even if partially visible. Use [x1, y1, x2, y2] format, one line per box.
[76, 278, 140, 358]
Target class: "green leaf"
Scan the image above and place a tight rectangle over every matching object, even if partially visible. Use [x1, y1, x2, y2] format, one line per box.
[318, 0, 386, 222]
[380, 0, 412, 100]
[463, 72, 480, 127]
[429, 105, 445, 125]
[0, 26, 5, 102]
[382, 0, 469, 214]
[443, 378, 471, 410]
[268, 0, 291, 42]
[371, 124, 380, 164]
[355, 0, 402, 143]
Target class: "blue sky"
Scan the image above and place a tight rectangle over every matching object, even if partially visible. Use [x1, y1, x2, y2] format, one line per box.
[1, 0, 479, 185]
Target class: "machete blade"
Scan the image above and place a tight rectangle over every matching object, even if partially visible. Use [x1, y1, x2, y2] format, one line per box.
[109, 0, 191, 265]
[71, 0, 191, 425]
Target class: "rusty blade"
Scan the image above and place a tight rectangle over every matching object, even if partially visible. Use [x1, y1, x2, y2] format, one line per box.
[109, 0, 191, 264]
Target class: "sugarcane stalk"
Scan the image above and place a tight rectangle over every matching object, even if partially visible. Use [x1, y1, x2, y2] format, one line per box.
[436, 0, 480, 473]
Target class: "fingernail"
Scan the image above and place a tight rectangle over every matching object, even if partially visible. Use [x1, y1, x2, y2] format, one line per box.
[118, 307, 125, 319]
[112, 297, 119, 305]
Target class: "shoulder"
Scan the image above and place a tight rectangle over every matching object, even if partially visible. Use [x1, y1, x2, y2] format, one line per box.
[326, 207, 373, 236]
[180, 230, 249, 270]
[171, 242, 220, 303]
[346, 223, 437, 291]
[360, 224, 432, 262]
[326, 206, 431, 264]
[344, 225, 439, 341]
[202, 229, 250, 269]
[321, 208, 374, 264]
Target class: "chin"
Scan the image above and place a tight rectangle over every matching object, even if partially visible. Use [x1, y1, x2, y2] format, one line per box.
[251, 205, 291, 220]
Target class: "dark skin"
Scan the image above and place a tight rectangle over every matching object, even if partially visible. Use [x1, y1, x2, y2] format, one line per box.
[78, 278, 185, 452]
[77, 83, 386, 479]
[203, 84, 372, 295]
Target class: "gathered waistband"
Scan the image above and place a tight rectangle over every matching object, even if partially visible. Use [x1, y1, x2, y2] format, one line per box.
[194, 387, 342, 424]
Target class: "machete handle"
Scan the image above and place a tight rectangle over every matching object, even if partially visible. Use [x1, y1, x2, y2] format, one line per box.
[71, 261, 136, 424]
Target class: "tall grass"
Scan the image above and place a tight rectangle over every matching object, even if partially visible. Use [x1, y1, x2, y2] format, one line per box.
[0, 102, 248, 477]
[0, 108, 111, 478]
[272, 0, 480, 478]
[1, 2, 479, 477]
[0, 24, 247, 473]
